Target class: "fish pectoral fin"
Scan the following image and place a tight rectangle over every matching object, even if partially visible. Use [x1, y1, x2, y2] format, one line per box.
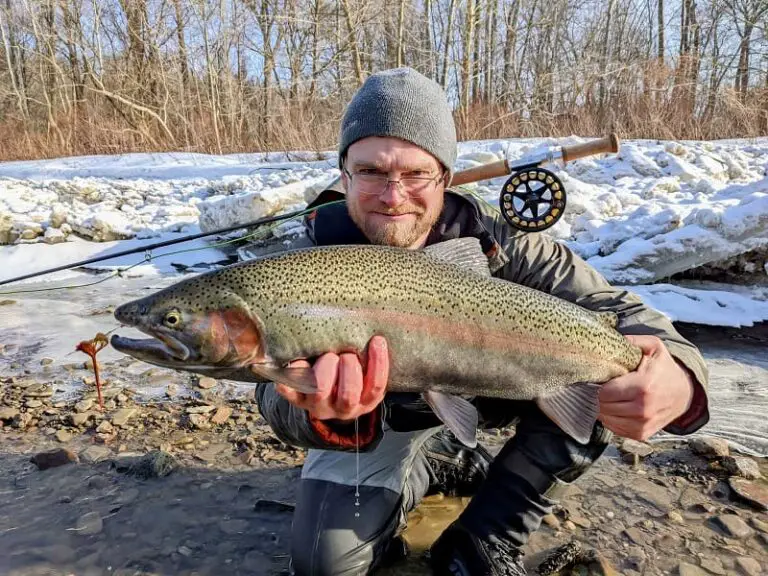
[423, 390, 478, 448]
[536, 382, 602, 445]
[250, 364, 318, 394]
[422, 237, 492, 278]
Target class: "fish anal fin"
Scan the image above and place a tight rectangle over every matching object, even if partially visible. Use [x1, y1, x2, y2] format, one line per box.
[423, 390, 478, 448]
[423, 238, 491, 277]
[536, 383, 602, 445]
[251, 364, 318, 394]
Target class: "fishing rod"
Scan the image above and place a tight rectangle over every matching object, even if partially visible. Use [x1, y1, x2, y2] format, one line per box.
[0, 134, 619, 288]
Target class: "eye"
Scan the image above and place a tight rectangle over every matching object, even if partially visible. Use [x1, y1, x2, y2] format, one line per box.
[163, 310, 182, 327]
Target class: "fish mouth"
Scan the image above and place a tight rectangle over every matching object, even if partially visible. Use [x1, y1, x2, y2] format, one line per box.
[111, 330, 192, 364]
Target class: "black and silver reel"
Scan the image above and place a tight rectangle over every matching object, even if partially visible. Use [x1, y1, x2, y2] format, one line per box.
[499, 166, 565, 232]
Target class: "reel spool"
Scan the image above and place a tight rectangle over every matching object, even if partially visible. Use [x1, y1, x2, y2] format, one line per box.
[499, 167, 565, 232]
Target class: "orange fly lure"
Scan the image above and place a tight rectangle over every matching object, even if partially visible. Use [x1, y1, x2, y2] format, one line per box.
[75, 333, 109, 411]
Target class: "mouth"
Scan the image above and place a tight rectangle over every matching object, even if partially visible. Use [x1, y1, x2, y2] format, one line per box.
[111, 330, 191, 363]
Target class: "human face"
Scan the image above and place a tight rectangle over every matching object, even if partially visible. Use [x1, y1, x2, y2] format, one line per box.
[342, 137, 447, 249]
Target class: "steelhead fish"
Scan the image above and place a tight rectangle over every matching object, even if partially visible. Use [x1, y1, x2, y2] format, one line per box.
[110, 237, 643, 447]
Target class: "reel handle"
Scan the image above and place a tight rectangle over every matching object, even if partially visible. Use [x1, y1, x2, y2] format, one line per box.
[450, 159, 509, 187]
[561, 133, 619, 163]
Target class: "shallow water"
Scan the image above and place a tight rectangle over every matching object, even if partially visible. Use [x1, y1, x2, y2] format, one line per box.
[1, 271, 767, 456]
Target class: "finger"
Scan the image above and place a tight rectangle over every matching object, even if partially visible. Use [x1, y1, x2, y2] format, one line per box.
[624, 334, 664, 357]
[598, 399, 643, 419]
[275, 383, 307, 407]
[334, 352, 364, 416]
[312, 353, 340, 402]
[598, 370, 647, 403]
[361, 336, 389, 407]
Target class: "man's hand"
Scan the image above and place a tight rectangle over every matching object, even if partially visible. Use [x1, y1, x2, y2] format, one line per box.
[274, 335, 390, 422]
[598, 335, 695, 442]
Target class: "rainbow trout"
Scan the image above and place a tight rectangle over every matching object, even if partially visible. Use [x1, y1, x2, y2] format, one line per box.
[111, 238, 642, 447]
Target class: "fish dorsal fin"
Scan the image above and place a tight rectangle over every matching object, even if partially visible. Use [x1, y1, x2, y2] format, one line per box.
[536, 382, 602, 445]
[423, 390, 479, 448]
[596, 311, 619, 329]
[423, 237, 492, 277]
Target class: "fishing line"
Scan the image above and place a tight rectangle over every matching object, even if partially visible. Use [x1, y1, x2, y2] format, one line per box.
[355, 416, 361, 518]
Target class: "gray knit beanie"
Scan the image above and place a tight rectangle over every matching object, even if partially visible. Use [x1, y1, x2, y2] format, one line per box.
[338, 67, 457, 179]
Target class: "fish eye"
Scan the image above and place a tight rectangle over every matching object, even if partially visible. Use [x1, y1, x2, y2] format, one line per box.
[163, 310, 182, 328]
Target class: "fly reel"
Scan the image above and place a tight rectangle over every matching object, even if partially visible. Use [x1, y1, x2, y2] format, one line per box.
[499, 167, 565, 232]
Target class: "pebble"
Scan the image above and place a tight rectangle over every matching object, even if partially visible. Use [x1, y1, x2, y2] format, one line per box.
[186, 405, 216, 414]
[96, 420, 114, 434]
[678, 562, 710, 576]
[72, 511, 103, 535]
[25, 399, 43, 408]
[623, 526, 649, 546]
[30, 448, 78, 470]
[219, 519, 250, 535]
[563, 520, 576, 531]
[750, 517, 768, 533]
[80, 446, 111, 464]
[542, 514, 561, 529]
[667, 511, 685, 524]
[712, 514, 754, 539]
[570, 515, 592, 529]
[690, 437, 730, 458]
[620, 439, 654, 458]
[75, 399, 94, 413]
[211, 406, 233, 425]
[177, 545, 193, 557]
[111, 407, 137, 427]
[735, 557, 762, 576]
[189, 413, 211, 430]
[12, 412, 33, 429]
[198, 377, 217, 389]
[699, 555, 726, 575]
[71, 412, 92, 426]
[40, 357, 54, 365]
[0, 407, 19, 420]
[55, 429, 72, 443]
[729, 478, 768, 512]
[722, 456, 763, 480]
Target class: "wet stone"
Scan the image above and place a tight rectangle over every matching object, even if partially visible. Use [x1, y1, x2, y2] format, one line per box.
[735, 556, 762, 576]
[699, 555, 726, 575]
[690, 437, 730, 458]
[31, 448, 78, 470]
[73, 511, 103, 535]
[186, 405, 216, 414]
[678, 562, 710, 576]
[25, 399, 43, 408]
[620, 439, 654, 458]
[24, 384, 53, 398]
[729, 478, 768, 512]
[623, 526, 649, 546]
[751, 517, 768, 533]
[0, 407, 19, 421]
[75, 399, 94, 413]
[71, 412, 92, 426]
[198, 377, 216, 389]
[55, 429, 72, 443]
[211, 406, 233, 425]
[712, 514, 754, 539]
[96, 420, 114, 434]
[80, 445, 111, 463]
[722, 456, 763, 480]
[111, 407, 136, 427]
[219, 519, 250, 535]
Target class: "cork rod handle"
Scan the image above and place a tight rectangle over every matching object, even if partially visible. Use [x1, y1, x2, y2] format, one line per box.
[561, 133, 620, 164]
[449, 160, 510, 187]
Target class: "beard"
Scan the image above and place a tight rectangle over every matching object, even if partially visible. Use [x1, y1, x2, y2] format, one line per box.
[348, 196, 444, 248]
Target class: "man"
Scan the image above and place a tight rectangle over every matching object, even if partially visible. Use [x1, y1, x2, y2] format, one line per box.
[255, 68, 710, 575]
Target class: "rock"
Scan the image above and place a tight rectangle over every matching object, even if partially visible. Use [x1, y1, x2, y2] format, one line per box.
[563, 520, 576, 531]
[13, 412, 33, 429]
[73, 511, 103, 535]
[690, 437, 730, 458]
[75, 399, 94, 413]
[88, 475, 111, 490]
[625, 546, 647, 572]
[722, 456, 763, 480]
[680, 487, 710, 510]
[80, 446, 112, 464]
[43, 227, 67, 244]
[186, 405, 216, 414]
[620, 439, 654, 458]
[30, 448, 78, 470]
[178, 545, 193, 557]
[678, 562, 710, 576]
[189, 413, 211, 430]
[195, 443, 230, 462]
[166, 383, 179, 397]
[542, 514, 561, 529]
[40, 357, 54, 365]
[0, 407, 19, 421]
[570, 515, 592, 529]
[25, 399, 43, 408]
[198, 377, 216, 389]
[55, 429, 72, 443]
[96, 420, 114, 434]
[623, 526, 649, 546]
[633, 477, 673, 512]
[729, 478, 768, 512]
[751, 517, 768, 533]
[712, 514, 754, 539]
[667, 511, 685, 524]
[211, 406, 233, 425]
[111, 407, 136, 427]
[699, 555, 727, 575]
[71, 412, 92, 426]
[119, 450, 176, 479]
[735, 557, 762, 576]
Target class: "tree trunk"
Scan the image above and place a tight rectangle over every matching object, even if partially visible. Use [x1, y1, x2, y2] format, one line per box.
[440, 0, 456, 89]
[657, 0, 664, 62]
[462, 0, 476, 117]
[502, 0, 520, 107]
[171, 0, 189, 94]
[396, 0, 405, 67]
[340, 0, 364, 85]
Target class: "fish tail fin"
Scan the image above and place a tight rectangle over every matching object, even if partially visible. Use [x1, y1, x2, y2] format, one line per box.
[250, 364, 318, 394]
[423, 390, 478, 448]
[536, 382, 602, 444]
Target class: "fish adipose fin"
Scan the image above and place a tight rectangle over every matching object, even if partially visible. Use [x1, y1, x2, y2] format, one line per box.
[536, 382, 602, 444]
[250, 364, 318, 394]
[423, 238, 492, 278]
[423, 390, 479, 448]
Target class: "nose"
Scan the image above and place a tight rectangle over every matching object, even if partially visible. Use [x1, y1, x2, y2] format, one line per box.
[114, 301, 141, 325]
[378, 181, 407, 207]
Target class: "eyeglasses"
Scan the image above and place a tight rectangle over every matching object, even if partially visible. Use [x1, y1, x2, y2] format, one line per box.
[342, 167, 444, 197]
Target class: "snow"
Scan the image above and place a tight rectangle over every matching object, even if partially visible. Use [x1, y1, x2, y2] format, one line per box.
[0, 136, 767, 328]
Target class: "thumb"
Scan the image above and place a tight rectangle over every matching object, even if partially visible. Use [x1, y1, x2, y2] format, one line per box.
[624, 334, 664, 357]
